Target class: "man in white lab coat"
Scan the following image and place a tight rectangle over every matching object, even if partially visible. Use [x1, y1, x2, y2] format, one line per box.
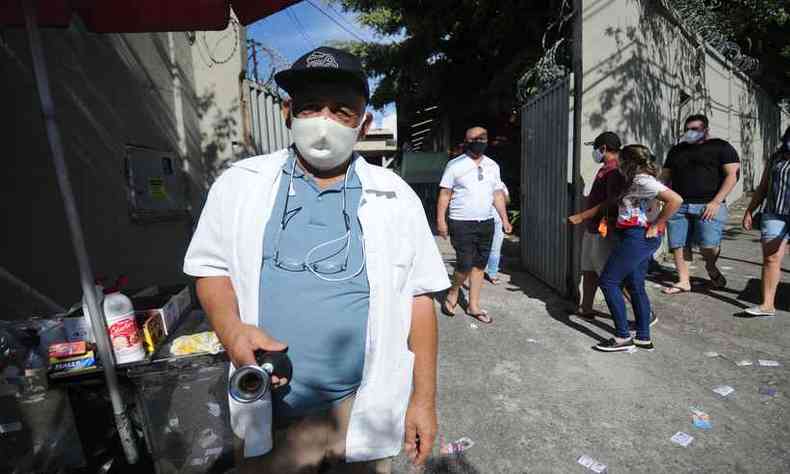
[183, 47, 450, 473]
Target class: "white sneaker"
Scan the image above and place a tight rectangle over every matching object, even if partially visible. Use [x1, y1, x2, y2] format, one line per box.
[744, 306, 776, 317]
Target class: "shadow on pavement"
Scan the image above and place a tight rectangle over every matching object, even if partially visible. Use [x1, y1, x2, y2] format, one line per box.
[413, 454, 482, 474]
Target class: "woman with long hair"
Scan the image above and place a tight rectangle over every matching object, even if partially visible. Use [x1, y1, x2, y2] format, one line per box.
[741, 127, 790, 317]
[594, 145, 683, 352]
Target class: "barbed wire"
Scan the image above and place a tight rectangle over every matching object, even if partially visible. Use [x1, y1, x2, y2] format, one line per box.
[663, 0, 759, 73]
[246, 39, 291, 90]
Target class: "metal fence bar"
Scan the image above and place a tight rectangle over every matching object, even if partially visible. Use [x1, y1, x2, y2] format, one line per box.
[521, 77, 571, 295]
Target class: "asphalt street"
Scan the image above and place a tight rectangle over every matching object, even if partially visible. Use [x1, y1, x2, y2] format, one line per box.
[393, 198, 790, 474]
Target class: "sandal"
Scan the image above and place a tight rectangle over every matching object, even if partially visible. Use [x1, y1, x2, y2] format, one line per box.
[662, 284, 691, 295]
[485, 273, 500, 285]
[466, 309, 493, 324]
[441, 298, 458, 317]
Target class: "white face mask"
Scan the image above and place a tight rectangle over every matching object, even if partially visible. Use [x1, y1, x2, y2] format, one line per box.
[683, 130, 705, 144]
[291, 115, 364, 171]
[592, 148, 605, 164]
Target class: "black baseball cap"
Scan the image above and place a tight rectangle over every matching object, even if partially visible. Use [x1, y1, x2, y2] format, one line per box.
[275, 46, 370, 101]
[584, 131, 622, 151]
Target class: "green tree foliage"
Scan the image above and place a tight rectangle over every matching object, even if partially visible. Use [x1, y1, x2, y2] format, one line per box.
[332, 0, 568, 122]
[705, 0, 790, 101]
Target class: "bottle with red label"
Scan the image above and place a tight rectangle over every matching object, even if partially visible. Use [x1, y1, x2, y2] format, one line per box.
[103, 277, 145, 364]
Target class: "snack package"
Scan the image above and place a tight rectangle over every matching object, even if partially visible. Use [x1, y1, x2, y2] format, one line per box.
[170, 331, 223, 356]
[49, 341, 87, 359]
[49, 350, 97, 373]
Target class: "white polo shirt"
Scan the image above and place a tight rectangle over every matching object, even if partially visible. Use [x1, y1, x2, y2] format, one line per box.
[439, 154, 504, 221]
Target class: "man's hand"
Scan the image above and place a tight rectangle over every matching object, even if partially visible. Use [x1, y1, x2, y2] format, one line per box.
[503, 221, 513, 234]
[567, 213, 584, 225]
[645, 224, 660, 239]
[225, 323, 289, 388]
[404, 398, 437, 466]
[742, 211, 753, 231]
[436, 221, 449, 239]
[701, 201, 721, 221]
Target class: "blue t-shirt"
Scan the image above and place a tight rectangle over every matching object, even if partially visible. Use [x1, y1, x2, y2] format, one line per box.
[259, 152, 369, 419]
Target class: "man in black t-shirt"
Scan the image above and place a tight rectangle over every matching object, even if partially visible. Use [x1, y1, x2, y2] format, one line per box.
[661, 114, 740, 294]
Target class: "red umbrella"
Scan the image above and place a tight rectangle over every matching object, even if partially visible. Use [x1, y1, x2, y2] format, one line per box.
[7, 0, 300, 466]
[1, 0, 300, 31]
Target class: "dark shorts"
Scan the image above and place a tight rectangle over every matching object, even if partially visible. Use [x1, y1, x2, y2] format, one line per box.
[448, 218, 495, 272]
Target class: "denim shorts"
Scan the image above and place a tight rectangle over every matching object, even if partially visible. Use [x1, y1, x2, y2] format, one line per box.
[667, 203, 728, 249]
[761, 213, 790, 242]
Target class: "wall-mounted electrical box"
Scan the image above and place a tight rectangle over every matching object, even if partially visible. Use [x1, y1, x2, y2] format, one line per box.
[125, 146, 190, 222]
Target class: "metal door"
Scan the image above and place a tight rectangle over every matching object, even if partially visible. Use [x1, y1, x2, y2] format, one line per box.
[520, 77, 572, 295]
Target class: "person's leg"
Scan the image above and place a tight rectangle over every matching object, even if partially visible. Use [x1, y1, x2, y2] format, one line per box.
[760, 239, 787, 311]
[445, 220, 473, 313]
[598, 231, 643, 339]
[468, 220, 494, 320]
[664, 205, 692, 293]
[236, 414, 328, 473]
[695, 203, 727, 287]
[326, 396, 392, 474]
[580, 271, 599, 313]
[485, 212, 504, 278]
[757, 216, 790, 312]
[624, 236, 661, 342]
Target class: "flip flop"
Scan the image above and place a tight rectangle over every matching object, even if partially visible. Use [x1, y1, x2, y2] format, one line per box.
[466, 309, 493, 324]
[662, 284, 691, 295]
[441, 298, 457, 317]
[485, 274, 500, 285]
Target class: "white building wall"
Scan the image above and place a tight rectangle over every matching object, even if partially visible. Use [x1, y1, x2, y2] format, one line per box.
[581, 0, 783, 203]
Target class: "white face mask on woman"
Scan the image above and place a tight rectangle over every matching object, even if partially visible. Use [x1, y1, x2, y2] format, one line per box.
[291, 114, 364, 171]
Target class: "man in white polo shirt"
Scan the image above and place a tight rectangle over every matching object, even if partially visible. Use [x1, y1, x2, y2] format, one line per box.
[436, 127, 512, 324]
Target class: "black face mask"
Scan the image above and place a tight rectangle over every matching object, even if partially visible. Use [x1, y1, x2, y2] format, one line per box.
[465, 141, 487, 156]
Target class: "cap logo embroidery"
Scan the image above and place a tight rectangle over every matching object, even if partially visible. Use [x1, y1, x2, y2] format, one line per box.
[306, 51, 339, 69]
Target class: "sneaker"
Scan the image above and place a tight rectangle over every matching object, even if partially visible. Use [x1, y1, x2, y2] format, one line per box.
[634, 339, 655, 351]
[594, 338, 635, 352]
[743, 306, 776, 317]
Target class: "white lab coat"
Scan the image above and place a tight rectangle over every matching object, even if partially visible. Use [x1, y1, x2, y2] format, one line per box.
[183, 149, 450, 462]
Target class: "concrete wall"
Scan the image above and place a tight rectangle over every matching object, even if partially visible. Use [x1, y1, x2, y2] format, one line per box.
[0, 22, 244, 319]
[190, 17, 249, 185]
[580, 0, 784, 202]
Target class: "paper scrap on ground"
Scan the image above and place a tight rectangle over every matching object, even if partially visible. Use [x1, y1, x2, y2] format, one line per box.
[757, 359, 781, 367]
[671, 432, 694, 447]
[758, 386, 778, 400]
[440, 436, 474, 455]
[527, 338, 538, 343]
[712, 385, 735, 397]
[169, 418, 179, 428]
[577, 455, 608, 473]
[205, 447, 223, 457]
[625, 346, 638, 353]
[690, 408, 712, 429]
[735, 360, 753, 367]
[470, 323, 479, 329]
[704, 351, 719, 358]
[207, 402, 220, 417]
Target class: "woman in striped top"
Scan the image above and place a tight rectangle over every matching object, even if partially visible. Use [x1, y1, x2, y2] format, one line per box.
[742, 126, 790, 317]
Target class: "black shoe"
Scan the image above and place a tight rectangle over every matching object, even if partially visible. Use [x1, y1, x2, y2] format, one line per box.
[594, 338, 635, 352]
[634, 339, 655, 351]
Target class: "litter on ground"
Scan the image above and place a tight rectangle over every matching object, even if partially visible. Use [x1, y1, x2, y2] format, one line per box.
[757, 359, 781, 367]
[440, 436, 474, 456]
[712, 385, 735, 397]
[671, 431, 694, 447]
[704, 351, 719, 358]
[735, 360, 753, 367]
[577, 455, 608, 473]
[690, 408, 712, 429]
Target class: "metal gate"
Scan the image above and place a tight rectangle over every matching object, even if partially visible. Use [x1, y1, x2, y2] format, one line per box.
[246, 80, 290, 155]
[521, 77, 572, 295]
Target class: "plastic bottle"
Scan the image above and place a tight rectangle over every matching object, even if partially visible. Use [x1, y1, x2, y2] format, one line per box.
[79, 283, 104, 343]
[103, 291, 145, 364]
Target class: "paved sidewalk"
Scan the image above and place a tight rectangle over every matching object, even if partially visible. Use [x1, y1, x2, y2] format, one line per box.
[393, 198, 789, 473]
